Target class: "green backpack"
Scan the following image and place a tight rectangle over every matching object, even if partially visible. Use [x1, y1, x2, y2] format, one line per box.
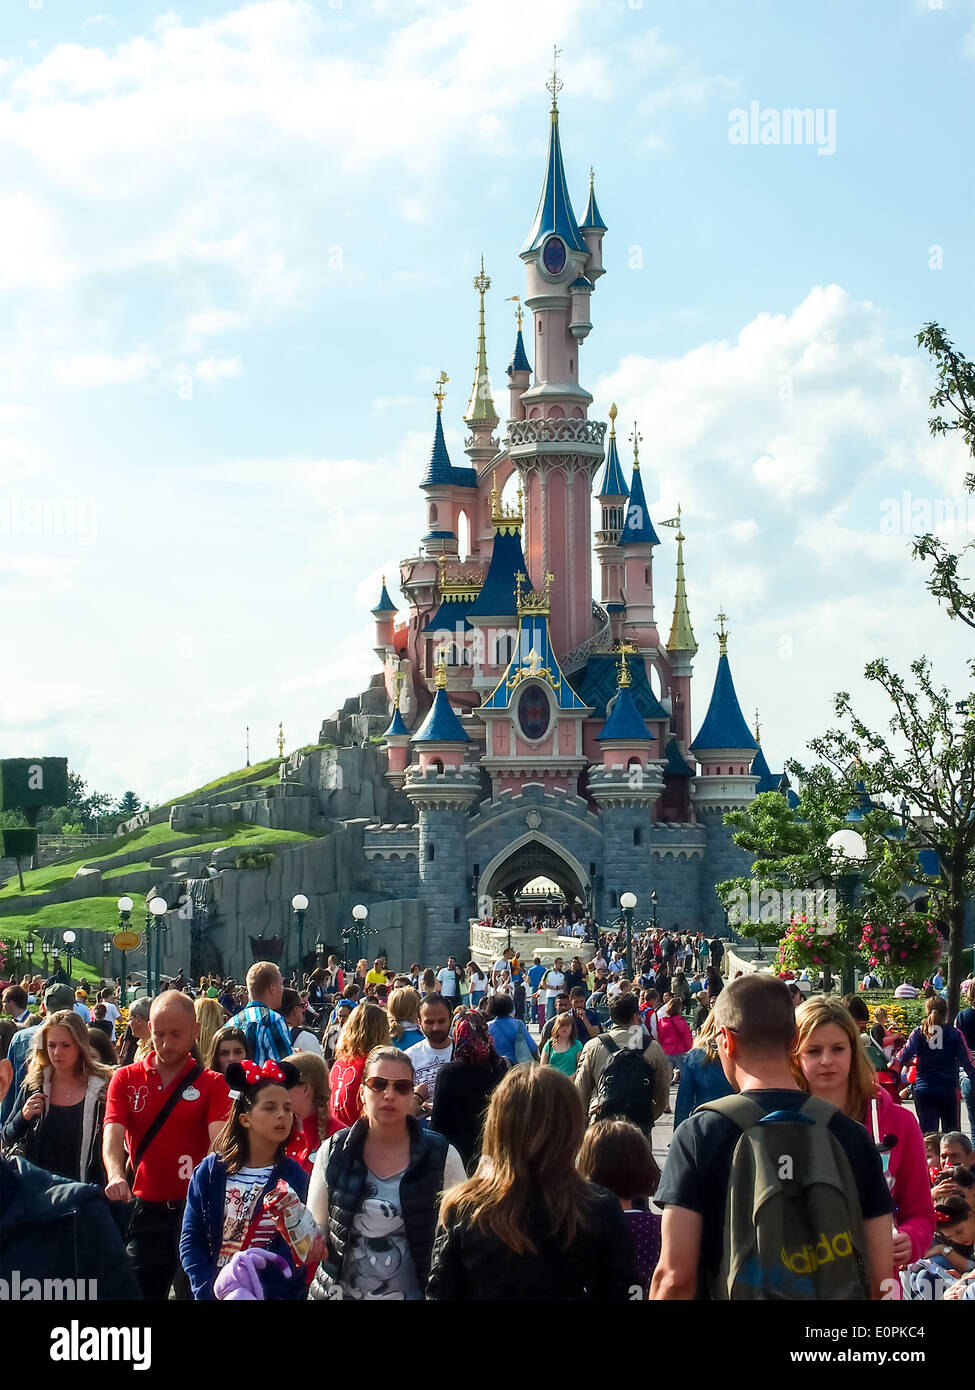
[699, 1094, 871, 1301]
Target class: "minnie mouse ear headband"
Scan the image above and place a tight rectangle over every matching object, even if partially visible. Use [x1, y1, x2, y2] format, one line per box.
[226, 1058, 301, 1101]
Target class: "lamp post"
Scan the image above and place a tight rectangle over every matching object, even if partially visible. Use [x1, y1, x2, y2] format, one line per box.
[13, 939, 22, 971]
[291, 893, 309, 985]
[102, 936, 111, 981]
[826, 828, 868, 996]
[343, 903, 371, 974]
[149, 897, 168, 992]
[115, 897, 133, 990]
[620, 892, 637, 977]
[24, 934, 34, 969]
[650, 890, 658, 931]
[62, 929, 77, 986]
[314, 934, 325, 968]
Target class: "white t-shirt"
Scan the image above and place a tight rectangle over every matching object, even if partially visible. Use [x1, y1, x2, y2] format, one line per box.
[469, 972, 487, 993]
[290, 1027, 324, 1057]
[101, 1002, 121, 1023]
[543, 969, 566, 1001]
[404, 1038, 454, 1096]
[436, 969, 459, 996]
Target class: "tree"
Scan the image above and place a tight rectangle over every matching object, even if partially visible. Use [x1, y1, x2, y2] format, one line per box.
[114, 791, 143, 820]
[913, 324, 975, 629]
[717, 787, 929, 986]
[795, 658, 975, 1018]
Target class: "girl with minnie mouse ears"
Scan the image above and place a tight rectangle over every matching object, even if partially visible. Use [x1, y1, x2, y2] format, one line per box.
[179, 1058, 326, 1300]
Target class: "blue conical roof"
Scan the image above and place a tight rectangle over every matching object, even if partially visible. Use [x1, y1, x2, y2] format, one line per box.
[371, 581, 397, 615]
[690, 653, 759, 754]
[420, 411, 478, 490]
[596, 431, 629, 499]
[579, 176, 606, 231]
[596, 685, 654, 742]
[664, 736, 694, 777]
[521, 108, 588, 257]
[620, 465, 660, 546]
[751, 743, 780, 794]
[383, 708, 411, 738]
[507, 329, 532, 376]
[468, 525, 528, 618]
[412, 687, 470, 744]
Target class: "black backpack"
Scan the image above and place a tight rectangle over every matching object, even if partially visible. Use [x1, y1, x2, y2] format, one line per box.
[591, 1036, 656, 1131]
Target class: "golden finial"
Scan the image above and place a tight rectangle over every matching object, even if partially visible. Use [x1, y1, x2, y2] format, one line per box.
[608, 402, 617, 438]
[491, 469, 524, 529]
[434, 645, 449, 689]
[616, 641, 638, 688]
[506, 294, 524, 333]
[433, 370, 449, 413]
[277, 721, 285, 758]
[629, 421, 642, 470]
[490, 468, 499, 514]
[545, 43, 563, 110]
[514, 571, 526, 609]
[715, 609, 729, 656]
[676, 501, 683, 541]
[437, 552, 448, 588]
[754, 708, 762, 745]
[393, 667, 405, 709]
[473, 255, 490, 297]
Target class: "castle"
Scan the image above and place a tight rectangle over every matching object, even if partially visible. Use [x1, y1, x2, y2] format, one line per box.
[345, 77, 785, 962]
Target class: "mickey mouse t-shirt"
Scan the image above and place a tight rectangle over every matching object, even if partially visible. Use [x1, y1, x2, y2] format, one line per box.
[344, 1168, 421, 1300]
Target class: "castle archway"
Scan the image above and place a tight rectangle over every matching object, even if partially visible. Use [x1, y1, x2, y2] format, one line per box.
[478, 832, 590, 914]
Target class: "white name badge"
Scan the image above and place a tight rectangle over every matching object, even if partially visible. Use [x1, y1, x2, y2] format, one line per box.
[182, 1086, 201, 1101]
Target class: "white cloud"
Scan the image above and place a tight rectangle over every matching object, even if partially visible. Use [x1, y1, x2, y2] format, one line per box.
[194, 355, 244, 383]
[53, 347, 155, 387]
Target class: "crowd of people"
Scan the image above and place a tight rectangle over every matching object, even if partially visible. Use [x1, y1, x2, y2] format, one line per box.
[1, 923, 974, 1303]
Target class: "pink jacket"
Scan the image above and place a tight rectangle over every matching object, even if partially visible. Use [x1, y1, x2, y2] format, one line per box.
[864, 1085, 935, 1266]
[656, 1013, 693, 1056]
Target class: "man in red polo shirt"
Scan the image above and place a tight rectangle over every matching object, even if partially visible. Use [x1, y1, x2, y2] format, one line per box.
[104, 990, 230, 1299]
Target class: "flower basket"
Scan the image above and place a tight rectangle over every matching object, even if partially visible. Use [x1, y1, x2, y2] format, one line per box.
[776, 918, 847, 974]
[858, 915, 941, 984]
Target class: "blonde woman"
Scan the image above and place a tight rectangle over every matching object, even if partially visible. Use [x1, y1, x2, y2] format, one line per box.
[284, 1050, 342, 1173]
[1, 1009, 112, 1185]
[194, 997, 227, 1069]
[427, 1065, 637, 1300]
[387, 986, 423, 1051]
[539, 1010, 583, 1077]
[794, 997, 935, 1271]
[672, 1010, 734, 1128]
[327, 1001, 390, 1129]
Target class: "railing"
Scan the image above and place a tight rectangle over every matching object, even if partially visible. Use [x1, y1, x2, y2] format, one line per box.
[505, 418, 606, 448]
[561, 603, 613, 673]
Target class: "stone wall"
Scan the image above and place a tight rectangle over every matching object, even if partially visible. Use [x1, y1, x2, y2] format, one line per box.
[696, 806, 754, 938]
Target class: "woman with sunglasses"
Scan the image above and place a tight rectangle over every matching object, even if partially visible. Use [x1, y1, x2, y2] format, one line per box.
[307, 1046, 465, 1300]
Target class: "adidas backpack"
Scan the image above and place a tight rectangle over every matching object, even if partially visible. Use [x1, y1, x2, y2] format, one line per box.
[699, 1093, 871, 1301]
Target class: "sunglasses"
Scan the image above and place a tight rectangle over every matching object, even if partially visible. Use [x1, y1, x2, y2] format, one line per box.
[363, 1076, 414, 1096]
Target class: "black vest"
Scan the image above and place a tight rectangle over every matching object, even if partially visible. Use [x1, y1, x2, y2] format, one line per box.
[309, 1118, 448, 1299]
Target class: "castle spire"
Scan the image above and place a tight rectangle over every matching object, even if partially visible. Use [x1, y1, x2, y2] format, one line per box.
[620, 424, 660, 546]
[689, 619, 758, 755]
[465, 257, 498, 428]
[520, 51, 587, 257]
[662, 506, 697, 654]
[596, 403, 629, 499]
[505, 295, 532, 378]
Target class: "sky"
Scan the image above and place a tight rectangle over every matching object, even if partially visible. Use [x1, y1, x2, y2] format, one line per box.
[0, 0, 972, 805]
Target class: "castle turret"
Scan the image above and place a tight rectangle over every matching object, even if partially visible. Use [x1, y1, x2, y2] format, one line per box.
[508, 63, 606, 656]
[419, 373, 478, 559]
[382, 670, 413, 789]
[467, 476, 527, 685]
[505, 297, 532, 422]
[578, 167, 606, 282]
[595, 402, 629, 614]
[371, 576, 398, 659]
[619, 425, 661, 653]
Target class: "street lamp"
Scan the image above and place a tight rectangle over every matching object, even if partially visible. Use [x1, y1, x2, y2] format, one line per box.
[315, 934, 325, 966]
[827, 828, 868, 996]
[13, 940, 22, 968]
[344, 903, 372, 973]
[62, 929, 77, 984]
[291, 893, 309, 984]
[149, 896, 167, 993]
[650, 890, 658, 931]
[24, 934, 34, 965]
[102, 937, 111, 979]
[620, 892, 637, 977]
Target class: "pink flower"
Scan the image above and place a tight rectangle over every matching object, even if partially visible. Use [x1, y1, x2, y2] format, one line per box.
[900, 951, 907, 959]
[869, 957, 877, 966]
[813, 956, 821, 964]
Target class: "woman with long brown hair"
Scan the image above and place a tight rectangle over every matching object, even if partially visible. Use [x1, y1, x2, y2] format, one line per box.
[195, 997, 227, 1069]
[1, 1009, 112, 1185]
[427, 1065, 637, 1300]
[327, 1001, 390, 1129]
[794, 997, 934, 1273]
